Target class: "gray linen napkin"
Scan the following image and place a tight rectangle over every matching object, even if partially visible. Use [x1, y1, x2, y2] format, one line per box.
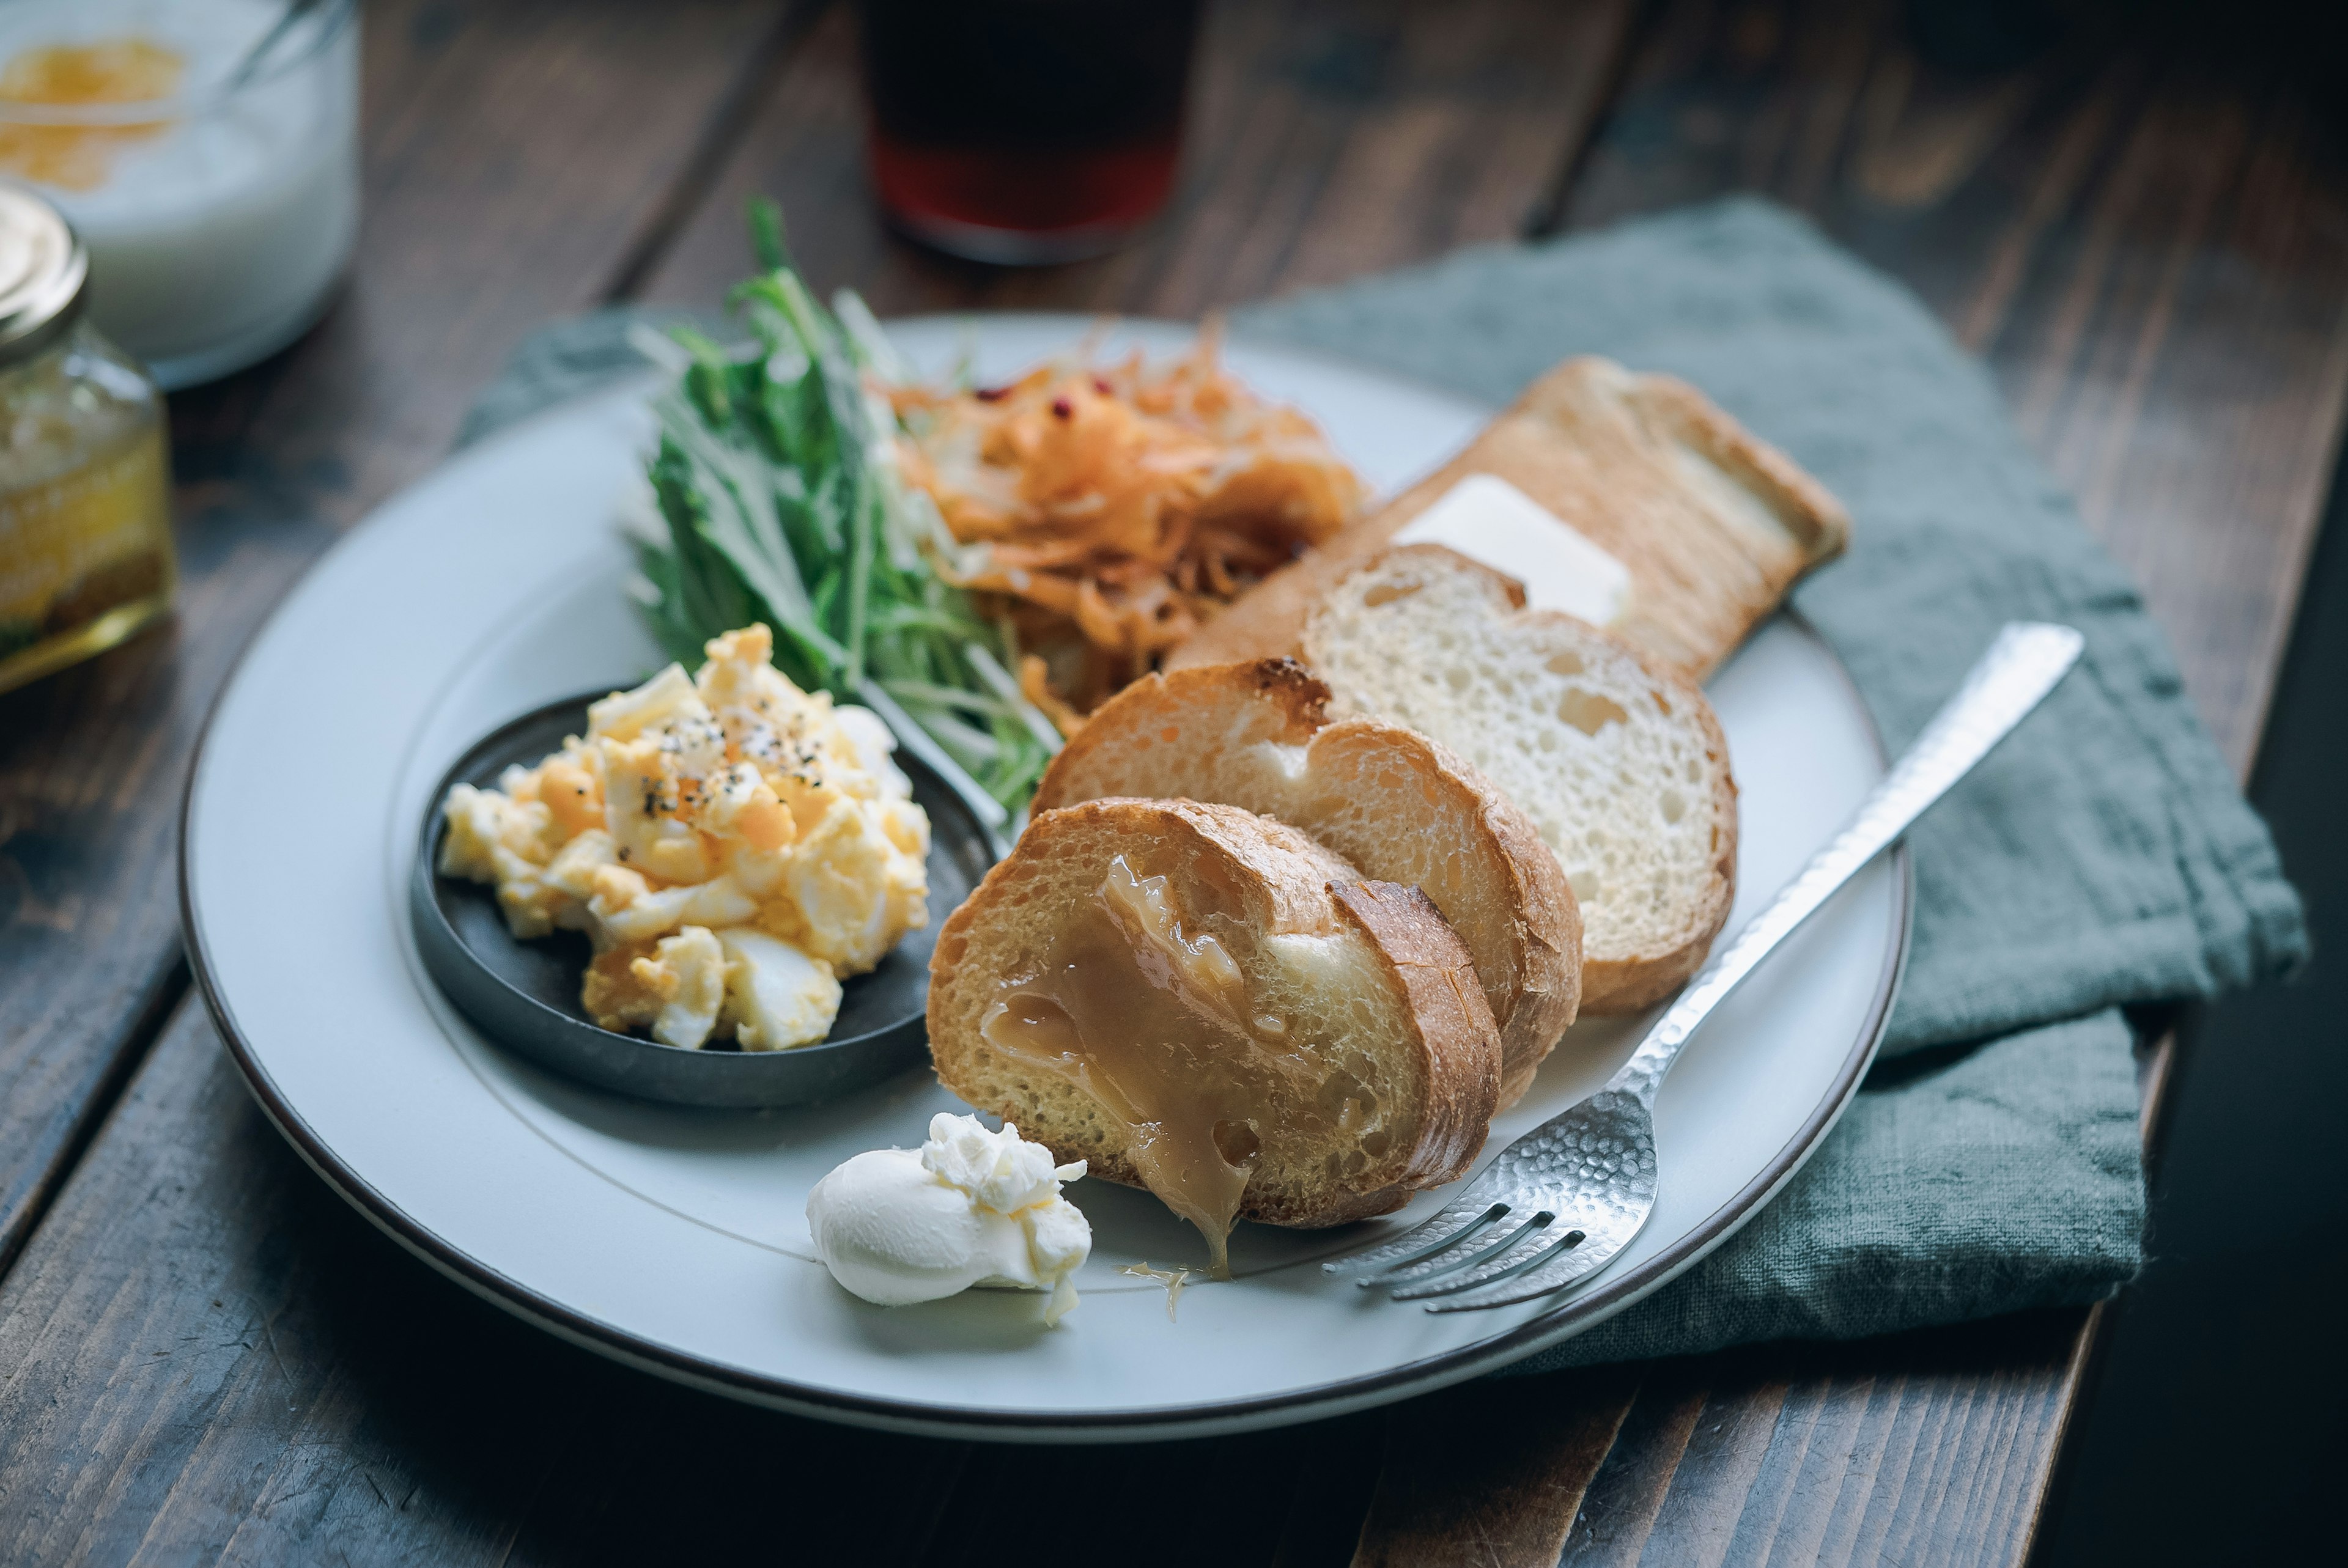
[463, 198, 2303, 1369]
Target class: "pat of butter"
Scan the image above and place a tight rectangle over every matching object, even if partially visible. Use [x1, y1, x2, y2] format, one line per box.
[1393, 473, 1633, 627]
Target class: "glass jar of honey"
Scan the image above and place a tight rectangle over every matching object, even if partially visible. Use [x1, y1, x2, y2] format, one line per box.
[0, 183, 172, 696]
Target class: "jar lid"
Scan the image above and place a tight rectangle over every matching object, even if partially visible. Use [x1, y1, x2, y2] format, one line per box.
[0, 185, 88, 366]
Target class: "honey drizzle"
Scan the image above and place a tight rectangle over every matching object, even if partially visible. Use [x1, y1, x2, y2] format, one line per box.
[979, 855, 1346, 1278]
[1118, 1262, 1198, 1322]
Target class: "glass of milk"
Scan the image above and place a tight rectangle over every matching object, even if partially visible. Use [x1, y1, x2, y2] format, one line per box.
[0, 0, 360, 389]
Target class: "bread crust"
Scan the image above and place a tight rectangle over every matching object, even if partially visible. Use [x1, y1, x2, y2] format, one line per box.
[1170, 355, 1848, 680]
[927, 797, 1502, 1231]
[1038, 657, 1332, 789]
[1324, 880, 1498, 1201]
[1033, 657, 1580, 1106]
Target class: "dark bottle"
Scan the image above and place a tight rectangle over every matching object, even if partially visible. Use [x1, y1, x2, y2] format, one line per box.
[855, 0, 1203, 263]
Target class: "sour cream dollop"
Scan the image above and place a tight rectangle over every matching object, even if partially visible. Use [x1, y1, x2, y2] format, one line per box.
[806, 1114, 1091, 1325]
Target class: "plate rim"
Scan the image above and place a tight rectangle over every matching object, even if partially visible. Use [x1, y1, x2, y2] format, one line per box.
[177, 343, 1912, 1441]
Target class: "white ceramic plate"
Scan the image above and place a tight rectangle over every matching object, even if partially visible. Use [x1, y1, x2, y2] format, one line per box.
[183, 317, 1907, 1441]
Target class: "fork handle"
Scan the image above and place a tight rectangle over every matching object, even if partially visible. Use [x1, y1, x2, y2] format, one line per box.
[1606, 622, 2085, 1106]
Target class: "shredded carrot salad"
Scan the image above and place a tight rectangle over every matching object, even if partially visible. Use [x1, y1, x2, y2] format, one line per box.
[889, 327, 1364, 718]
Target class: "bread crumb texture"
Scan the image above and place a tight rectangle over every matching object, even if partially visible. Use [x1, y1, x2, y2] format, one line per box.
[929, 798, 1496, 1240]
[1305, 549, 1733, 975]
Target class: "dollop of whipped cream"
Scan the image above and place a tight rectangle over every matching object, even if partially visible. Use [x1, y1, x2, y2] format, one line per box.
[806, 1113, 1091, 1325]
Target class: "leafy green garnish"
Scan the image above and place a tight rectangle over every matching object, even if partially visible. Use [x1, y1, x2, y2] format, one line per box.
[627, 201, 1058, 830]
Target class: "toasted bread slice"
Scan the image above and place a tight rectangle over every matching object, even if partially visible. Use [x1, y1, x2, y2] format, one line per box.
[1171, 355, 1848, 680]
[928, 797, 1501, 1272]
[1032, 659, 1579, 1106]
[1302, 547, 1737, 1013]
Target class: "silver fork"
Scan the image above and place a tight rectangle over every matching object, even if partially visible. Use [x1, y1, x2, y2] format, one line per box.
[1326, 622, 2087, 1312]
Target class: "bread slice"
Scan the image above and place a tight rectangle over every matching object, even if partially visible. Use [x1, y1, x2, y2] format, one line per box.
[928, 797, 1501, 1274]
[1170, 355, 1849, 680]
[1032, 659, 1579, 1107]
[1302, 547, 1737, 1014]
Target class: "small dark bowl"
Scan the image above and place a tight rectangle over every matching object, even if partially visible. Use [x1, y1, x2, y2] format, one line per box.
[410, 691, 999, 1109]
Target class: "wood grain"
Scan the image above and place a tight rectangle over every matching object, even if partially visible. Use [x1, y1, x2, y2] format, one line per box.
[0, 1, 2336, 1564]
[0, 998, 2084, 1567]
[1351, 1366, 1640, 1567]
[0, 5, 1648, 1562]
[1337, 1316, 2083, 1568]
[0, 1003, 954, 1566]
[641, 0, 1641, 318]
[0, 0, 797, 1272]
[1560, 0, 2348, 773]
[1556, 1318, 2081, 1566]
[0, 1001, 1392, 1566]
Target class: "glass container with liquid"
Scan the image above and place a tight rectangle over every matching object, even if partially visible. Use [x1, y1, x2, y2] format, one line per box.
[0, 185, 172, 696]
[855, 0, 1203, 263]
[0, 0, 360, 389]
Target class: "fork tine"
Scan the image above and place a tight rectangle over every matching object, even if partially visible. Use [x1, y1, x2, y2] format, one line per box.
[1348, 1207, 1514, 1287]
[1418, 1231, 1625, 1312]
[1360, 1211, 1551, 1290]
[1371, 1211, 1559, 1286]
[1321, 1198, 1508, 1279]
[1389, 1219, 1581, 1301]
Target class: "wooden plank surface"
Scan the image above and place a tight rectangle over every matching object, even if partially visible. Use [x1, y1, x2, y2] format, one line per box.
[0, 0, 2339, 1564]
[0, 1001, 2080, 1568]
[1474, 1, 2348, 1553]
[641, 0, 1640, 315]
[1563, 1319, 2083, 1566]
[0, 0, 797, 1272]
[0, 1004, 973, 1567]
[0, 997, 1397, 1565]
[1559, 0, 2348, 774]
[1351, 1366, 1641, 1567]
[0, 2, 1643, 1562]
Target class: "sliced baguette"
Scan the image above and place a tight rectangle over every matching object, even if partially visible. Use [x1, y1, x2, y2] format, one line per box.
[1171, 355, 1849, 680]
[1032, 659, 1579, 1107]
[1302, 546, 1737, 1013]
[928, 797, 1501, 1270]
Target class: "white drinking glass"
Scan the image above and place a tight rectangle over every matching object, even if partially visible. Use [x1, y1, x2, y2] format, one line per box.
[0, 0, 360, 389]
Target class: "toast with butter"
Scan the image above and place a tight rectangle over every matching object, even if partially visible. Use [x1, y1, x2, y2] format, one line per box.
[928, 797, 1502, 1273]
[1304, 547, 1737, 1014]
[1170, 355, 1849, 680]
[1032, 659, 1579, 1107]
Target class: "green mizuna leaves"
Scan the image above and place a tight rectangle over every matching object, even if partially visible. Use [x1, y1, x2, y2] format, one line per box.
[629, 202, 1058, 830]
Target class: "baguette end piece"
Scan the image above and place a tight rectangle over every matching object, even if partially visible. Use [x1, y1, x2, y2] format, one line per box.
[1168, 353, 1849, 679]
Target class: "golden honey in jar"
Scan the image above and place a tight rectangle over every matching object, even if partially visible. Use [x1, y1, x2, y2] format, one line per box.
[0, 183, 172, 696]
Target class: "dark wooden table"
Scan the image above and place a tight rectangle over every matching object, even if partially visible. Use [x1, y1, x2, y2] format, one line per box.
[2, 2, 2341, 1562]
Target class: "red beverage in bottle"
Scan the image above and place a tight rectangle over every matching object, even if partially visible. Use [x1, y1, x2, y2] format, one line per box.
[855, 0, 1203, 263]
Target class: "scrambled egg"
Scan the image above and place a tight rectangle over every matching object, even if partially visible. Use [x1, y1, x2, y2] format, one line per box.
[440, 625, 931, 1050]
